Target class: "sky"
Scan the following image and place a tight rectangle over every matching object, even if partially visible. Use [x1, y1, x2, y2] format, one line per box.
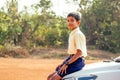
[0, 0, 79, 17]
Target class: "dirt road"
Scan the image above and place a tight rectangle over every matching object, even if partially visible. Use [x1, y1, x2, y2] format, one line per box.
[0, 58, 98, 80]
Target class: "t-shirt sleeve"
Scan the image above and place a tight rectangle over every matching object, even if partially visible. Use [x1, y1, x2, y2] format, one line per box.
[74, 33, 86, 53]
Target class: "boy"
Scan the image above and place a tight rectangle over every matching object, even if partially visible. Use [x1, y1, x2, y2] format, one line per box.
[47, 12, 87, 80]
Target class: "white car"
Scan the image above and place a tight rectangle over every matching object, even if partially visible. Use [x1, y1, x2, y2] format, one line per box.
[63, 56, 120, 80]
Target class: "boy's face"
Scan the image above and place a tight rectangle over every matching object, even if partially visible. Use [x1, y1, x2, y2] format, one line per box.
[67, 16, 80, 30]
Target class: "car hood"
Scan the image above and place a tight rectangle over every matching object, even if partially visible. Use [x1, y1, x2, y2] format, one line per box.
[64, 61, 120, 78]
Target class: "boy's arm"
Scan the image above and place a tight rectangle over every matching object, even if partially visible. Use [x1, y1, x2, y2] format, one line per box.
[65, 49, 82, 65]
[58, 49, 82, 74]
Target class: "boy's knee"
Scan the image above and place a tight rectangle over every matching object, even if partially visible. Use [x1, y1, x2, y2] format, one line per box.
[47, 75, 51, 80]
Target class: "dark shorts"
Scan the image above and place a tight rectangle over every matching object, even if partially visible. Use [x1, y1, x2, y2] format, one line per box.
[56, 55, 85, 77]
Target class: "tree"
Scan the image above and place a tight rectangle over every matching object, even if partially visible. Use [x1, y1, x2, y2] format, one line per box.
[29, 0, 68, 47]
[78, 0, 120, 52]
[0, 0, 69, 48]
[0, 0, 22, 45]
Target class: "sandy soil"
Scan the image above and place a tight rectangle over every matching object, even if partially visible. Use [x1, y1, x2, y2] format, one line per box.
[0, 58, 98, 80]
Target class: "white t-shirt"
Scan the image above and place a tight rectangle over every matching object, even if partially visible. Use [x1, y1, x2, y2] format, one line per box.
[67, 27, 87, 57]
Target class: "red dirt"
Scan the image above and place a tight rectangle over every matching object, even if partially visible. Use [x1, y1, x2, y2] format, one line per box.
[0, 58, 99, 80]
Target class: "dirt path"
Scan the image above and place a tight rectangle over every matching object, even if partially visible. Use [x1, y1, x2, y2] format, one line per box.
[0, 58, 99, 80]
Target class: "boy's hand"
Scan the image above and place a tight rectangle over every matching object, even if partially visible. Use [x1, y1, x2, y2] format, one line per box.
[58, 64, 68, 74]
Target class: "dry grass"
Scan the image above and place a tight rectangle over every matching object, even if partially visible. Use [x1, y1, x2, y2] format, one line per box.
[30, 47, 119, 60]
[0, 47, 29, 58]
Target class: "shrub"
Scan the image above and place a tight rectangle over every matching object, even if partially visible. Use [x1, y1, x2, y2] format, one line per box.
[0, 46, 29, 58]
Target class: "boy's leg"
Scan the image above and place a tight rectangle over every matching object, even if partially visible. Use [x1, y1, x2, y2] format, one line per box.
[47, 72, 56, 80]
[50, 72, 62, 80]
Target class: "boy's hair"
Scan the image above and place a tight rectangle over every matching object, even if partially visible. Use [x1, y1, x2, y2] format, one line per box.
[67, 12, 80, 21]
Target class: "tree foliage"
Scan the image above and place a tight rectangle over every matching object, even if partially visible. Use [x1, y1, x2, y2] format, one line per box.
[79, 0, 120, 52]
[0, 0, 120, 53]
[0, 0, 68, 49]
